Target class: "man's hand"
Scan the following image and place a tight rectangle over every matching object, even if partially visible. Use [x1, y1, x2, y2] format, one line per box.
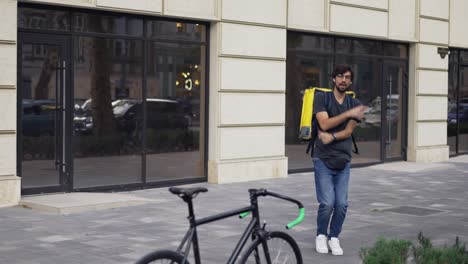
[318, 130, 334, 145]
[347, 105, 368, 120]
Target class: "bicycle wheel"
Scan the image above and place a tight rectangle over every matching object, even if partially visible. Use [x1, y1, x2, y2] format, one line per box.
[239, 231, 303, 264]
[135, 250, 188, 264]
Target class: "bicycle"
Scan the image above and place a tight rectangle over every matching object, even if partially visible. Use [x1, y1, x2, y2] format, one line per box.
[136, 187, 305, 264]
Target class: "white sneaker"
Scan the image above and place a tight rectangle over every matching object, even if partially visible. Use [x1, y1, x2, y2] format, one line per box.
[315, 234, 328, 254]
[328, 237, 344, 255]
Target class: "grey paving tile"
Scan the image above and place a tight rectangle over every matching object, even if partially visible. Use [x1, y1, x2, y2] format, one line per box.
[1, 157, 467, 263]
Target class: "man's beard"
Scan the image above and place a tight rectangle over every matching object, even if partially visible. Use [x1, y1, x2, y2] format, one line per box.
[335, 83, 348, 93]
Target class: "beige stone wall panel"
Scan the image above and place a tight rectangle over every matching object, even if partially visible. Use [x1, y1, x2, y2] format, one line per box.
[449, 0, 468, 48]
[208, 158, 287, 183]
[419, 18, 449, 45]
[219, 126, 284, 160]
[220, 23, 286, 59]
[420, 0, 449, 19]
[220, 58, 285, 92]
[407, 146, 449, 162]
[96, 0, 162, 13]
[219, 93, 284, 125]
[0, 90, 16, 131]
[417, 96, 448, 121]
[417, 44, 448, 70]
[416, 122, 447, 146]
[288, 0, 327, 31]
[0, 0, 17, 42]
[221, 0, 286, 26]
[0, 44, 17, 86]
[0, 134, 16, 175]
[330, 4, 388, 38]
[164, 0, 217, 20]
[0, 176, 21, 207]
[417, 70, 448, 95]
[388, 0, 417, 41]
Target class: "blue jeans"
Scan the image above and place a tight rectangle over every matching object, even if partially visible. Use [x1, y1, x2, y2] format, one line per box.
[313, 158, 350, 238]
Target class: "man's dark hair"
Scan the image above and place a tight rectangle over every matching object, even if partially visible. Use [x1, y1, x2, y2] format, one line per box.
[332, 64, 353, 81]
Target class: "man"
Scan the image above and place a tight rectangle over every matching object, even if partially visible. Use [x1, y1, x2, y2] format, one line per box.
[313, 64, 366, 255]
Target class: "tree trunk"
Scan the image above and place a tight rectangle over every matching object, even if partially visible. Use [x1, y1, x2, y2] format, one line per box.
[91, 38, 116, 137]
[34, 48, 59, 99]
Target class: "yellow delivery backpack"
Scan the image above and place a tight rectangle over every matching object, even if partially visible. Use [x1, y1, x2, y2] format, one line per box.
[299, 87, 359, 156]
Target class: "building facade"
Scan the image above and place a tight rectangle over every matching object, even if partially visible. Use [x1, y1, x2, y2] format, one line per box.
[1, 0, 467, 207]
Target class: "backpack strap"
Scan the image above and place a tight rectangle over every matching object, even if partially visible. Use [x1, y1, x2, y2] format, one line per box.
[346, 95, 359, 155]
[306, 90, 331, 157]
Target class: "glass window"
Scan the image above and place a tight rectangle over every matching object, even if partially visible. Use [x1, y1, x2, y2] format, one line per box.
[146, 42, 206, 181]
[384, 43, 408, 58]
[460, 50, 468, 63]
[287, 32, 334, 52]
[147, 21, 206, 42]
[72, 12, 143, 36]
[286, 33, 408, 171]
[335, 38, 352, 54]
[459, 67, 468, 153]
[73, 36, 144, 188]
[352, 39, 384, 56]
[336, 56, 382, 163]
[18, 7, 70, 31]
[448, 52, 458, 154]
[285, 53, 333, 169]
[450, 50, 459, 63]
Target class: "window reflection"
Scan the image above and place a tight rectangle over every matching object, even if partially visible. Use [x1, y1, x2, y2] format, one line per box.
[447, 50, 468, 155]
[448, 52, 458, 154]
[336, 56, 382, 163]
[18, 7, 70, 30]
[20, 44, 61, 188]
[147, 21, 206, 42]
[72, 12, 143, 36]
[460, 67, 468, 153]
[73, 37, 143, 188]
[146, 42, 205, 181]
[286, 32, 408, 170]
[285, 51, 333, 169]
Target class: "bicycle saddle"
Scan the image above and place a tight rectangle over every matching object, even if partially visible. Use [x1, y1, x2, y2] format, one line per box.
[169, 187, 208, 199]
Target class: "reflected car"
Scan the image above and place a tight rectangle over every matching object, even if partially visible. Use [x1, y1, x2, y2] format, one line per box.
[364, 96, 399, 126]
[118, 99, 191, 131]
[22, 99, 57, 137]
[73, 98, 191, 134]
[448, 104, 468, 124]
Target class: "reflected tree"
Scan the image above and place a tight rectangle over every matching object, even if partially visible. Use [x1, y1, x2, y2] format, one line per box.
[34, 48, 59, 99]
[89, 24, 117, 137]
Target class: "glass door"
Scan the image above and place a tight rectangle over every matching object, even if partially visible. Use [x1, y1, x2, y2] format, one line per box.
[458, 66, 468, 153]
[19, 33, 70, 193]
[382, 62, 407, 160]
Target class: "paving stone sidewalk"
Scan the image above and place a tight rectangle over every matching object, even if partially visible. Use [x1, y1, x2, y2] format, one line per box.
[1, 155, 467, 264]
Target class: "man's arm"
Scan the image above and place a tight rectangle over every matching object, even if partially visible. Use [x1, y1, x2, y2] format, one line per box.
[318, 119, 359, 144]
[316, 105, 366, 131]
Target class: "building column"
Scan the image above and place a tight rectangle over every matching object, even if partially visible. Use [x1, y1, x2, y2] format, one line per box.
[207, 1, 288, 183]
[407, 1, 450, 162]
[0, 0, 20, 207]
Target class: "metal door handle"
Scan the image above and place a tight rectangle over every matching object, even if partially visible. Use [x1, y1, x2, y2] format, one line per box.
[61, 60, 66, 173]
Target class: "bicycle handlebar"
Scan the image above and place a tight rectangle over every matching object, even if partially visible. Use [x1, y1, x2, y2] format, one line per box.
[239, 189, 305, 229]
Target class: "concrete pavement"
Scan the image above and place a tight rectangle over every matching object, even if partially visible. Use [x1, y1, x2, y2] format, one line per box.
[1, 155, 467, 263]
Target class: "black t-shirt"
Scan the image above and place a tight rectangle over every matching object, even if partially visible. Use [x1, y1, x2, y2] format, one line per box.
[313, 91, 362, 162]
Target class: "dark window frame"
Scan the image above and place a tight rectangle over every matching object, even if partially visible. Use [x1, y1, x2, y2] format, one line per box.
[17, 3, 210, 194]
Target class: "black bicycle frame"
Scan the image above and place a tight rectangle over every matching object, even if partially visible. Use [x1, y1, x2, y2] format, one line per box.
[176, 192, 263, 264]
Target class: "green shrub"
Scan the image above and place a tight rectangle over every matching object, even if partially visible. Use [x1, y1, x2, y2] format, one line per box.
[360, 237, 412, 264]
[413, 232, 468, 264]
